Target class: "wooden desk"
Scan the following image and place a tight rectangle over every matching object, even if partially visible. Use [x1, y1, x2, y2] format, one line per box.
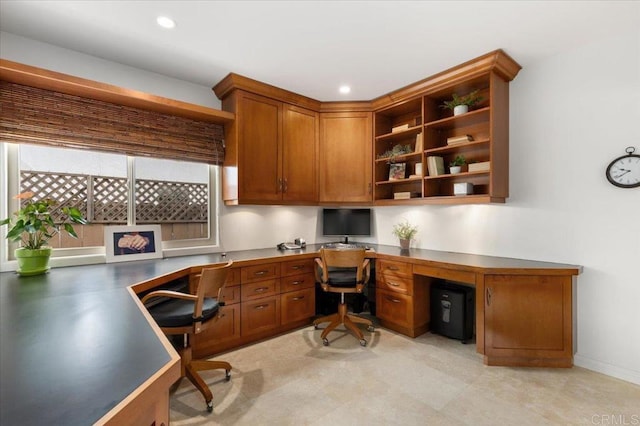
[0, 245, 580, 425]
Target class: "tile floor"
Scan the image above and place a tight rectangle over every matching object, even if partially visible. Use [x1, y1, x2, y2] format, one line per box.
[170, 320, 640, 425]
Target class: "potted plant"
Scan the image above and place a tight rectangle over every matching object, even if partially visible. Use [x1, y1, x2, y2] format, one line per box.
[1, 192, 87, 276]
[392, 219, 418, 250]
[441, 90, 483, 116]
[449, 155, 466, 174]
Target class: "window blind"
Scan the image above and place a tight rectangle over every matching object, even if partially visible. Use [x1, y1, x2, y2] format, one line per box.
[0, 81, 225, 165]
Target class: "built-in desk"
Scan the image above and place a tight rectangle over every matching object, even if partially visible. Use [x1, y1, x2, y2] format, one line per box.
[0, 245, 581, 425]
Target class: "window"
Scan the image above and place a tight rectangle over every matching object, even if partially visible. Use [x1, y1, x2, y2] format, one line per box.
[0, 143, 219, 268]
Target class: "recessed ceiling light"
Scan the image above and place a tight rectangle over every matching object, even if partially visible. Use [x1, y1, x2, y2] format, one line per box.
[339, 85, 351, 94]
[157, 16, 176, 29]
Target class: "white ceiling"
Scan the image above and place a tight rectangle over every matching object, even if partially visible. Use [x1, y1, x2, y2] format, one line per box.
[1, 1, 638, 102]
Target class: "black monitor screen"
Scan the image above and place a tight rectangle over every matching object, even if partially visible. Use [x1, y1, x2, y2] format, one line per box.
[322, 208, 371, 237]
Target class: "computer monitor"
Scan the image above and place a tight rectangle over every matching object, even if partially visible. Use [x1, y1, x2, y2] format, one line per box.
[322, 208, 371, 243]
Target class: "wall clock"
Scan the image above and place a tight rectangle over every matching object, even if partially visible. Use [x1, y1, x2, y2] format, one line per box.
[605, 147, 640, 188]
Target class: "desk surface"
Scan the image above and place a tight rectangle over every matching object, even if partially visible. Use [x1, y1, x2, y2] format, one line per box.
[0, 245, 581, 425]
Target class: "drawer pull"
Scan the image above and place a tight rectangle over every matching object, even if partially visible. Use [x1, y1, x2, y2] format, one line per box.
[387, 282, 400, 287]
[254, 304, 268, 310]
[254, 287, 269, 293]
[486, 287, 492, 306]
[386, 296, 401, 303]
[387, 266, 400, 271]
[292, 296, 305, 301]
[291, 265, 303, 270]
[291, 280, 303, 285]
[254, 270, 267, 276]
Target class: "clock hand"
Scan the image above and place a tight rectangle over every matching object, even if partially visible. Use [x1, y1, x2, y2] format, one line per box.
[614, 170, 631, 178]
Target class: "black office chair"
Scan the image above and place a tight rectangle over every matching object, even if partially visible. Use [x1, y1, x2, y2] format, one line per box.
[313, 248, 374, 346]
[141, 261, 233, 412]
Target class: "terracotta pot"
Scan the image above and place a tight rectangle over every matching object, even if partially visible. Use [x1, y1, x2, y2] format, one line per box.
[15, 247, 52, 276]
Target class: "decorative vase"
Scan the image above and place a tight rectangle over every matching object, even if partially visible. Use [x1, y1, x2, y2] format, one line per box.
[399, 239, 410, 250]
[450, 166, 462, 174]
[15, 247, 52, 276]
[453, 105, 468, 116]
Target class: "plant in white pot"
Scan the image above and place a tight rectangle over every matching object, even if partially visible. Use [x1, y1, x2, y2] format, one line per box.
[441, 90, 483, 116]
[449, 155, 466, 174]
[392, 220, 418, 250]
[1, 192, 87, 276]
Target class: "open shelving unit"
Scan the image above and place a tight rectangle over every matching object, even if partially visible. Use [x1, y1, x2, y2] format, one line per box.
[372, 50, 521, 205]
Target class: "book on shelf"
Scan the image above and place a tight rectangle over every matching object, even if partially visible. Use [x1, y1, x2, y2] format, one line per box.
[426, 156, 445, 176]
[393, 191, 420, 200]
[414, 132, 423, 153]
[446, 134, 473, 145]
[468, 161, 490, 172]
[391, 123, 410, 133]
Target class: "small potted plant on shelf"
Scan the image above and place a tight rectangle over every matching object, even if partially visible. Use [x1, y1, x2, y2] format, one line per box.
[441, 90, 483, 116]
[449, 155, 466, 174]
[1, 192, 87, 276]
[377, 143, 413, 164]
[392, 219, 418, 250]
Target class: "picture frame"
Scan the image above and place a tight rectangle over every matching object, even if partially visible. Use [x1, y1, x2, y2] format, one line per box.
[104, 225, 162, 263]
[389, 163, 407, 180]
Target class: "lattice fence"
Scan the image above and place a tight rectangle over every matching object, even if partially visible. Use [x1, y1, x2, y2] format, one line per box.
[20, 171, 207, 224]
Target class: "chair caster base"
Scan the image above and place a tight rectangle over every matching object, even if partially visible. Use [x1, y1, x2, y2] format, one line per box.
[360, 339, 367, 347]
[206, 400, 213, 412]
[367, 325, 375, 332]
[322, 338, 329, 346]
[225, 370, 231, 381]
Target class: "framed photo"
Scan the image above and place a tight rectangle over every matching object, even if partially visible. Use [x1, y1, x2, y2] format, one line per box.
[104, 225, 162, 263]
[389, 163, 407, 180]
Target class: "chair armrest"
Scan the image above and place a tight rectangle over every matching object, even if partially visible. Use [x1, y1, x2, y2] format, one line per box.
[140, 290, 197, 304]
[363, 258, 371, 284]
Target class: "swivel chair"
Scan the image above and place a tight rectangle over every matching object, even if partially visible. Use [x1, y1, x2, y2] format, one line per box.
[141, 261, 233, 412]
[313, 248, 374, 346]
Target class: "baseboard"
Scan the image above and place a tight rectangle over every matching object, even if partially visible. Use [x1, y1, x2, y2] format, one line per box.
[574, 354, 640, 386]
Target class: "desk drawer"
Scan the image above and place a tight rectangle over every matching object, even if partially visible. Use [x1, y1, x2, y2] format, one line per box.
[282, 259, 315, 277]
[241, 279, 279, 301]
[241, 295, 280, 336]
[376, 289, 413, 329]
[378, 259, 412, 278]
[241, 263, 280, 283]
[281, 273, 315, 293]
[412, 264, 475, 285]
[376, 275, 413, 295]
[281, 287, 315, 324]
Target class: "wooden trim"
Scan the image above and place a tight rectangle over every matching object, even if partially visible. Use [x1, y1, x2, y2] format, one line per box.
[213, 73, 321, 111]
[0, 59, 234, 124]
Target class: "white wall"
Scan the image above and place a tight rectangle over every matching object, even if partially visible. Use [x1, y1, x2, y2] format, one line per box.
[2, 31, 638, 385]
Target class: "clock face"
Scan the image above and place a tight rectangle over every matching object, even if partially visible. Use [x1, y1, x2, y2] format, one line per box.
[606, 155, 640, 188]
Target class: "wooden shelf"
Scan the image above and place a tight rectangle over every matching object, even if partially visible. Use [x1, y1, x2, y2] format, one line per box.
[375, 176, 423, 186]
[0, 59, 234, 124]
[425, 107, 490, 131]
[375, 125, 422, 142]
[375, 152, 422, 164]
[424, 139, 489, 155]
[424, 170, 490, 181]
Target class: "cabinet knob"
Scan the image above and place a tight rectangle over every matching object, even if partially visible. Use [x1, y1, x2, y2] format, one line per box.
[254, 287, 268, 293]
[388, 281, 400, 287]
[292, 296, 305, 301]
[255, 304, 268, 310]
[291, 280, 303, 285]
[254, 270, 267, 276]
[386, 296, 401, 303]
[486, 287, 492, 306]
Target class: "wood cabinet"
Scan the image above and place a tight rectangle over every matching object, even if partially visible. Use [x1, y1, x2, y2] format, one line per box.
[193, 258, 316, 358]
[219, 89, 318, 205]
[483, 274, 575, 367]
[372, 50, 521, 205]
[319, 111, 373, 203]
[375, 259, 429, 337]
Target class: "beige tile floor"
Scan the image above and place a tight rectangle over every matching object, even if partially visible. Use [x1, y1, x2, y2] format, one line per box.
[170, 320, 640, 425]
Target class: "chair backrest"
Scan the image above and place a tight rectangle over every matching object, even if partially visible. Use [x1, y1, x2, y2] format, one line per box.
[316, 248, 369, 289]
[193, 261, 233, 327]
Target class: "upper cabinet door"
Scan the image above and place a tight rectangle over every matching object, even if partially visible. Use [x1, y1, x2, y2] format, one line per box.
[319, 112, 373, 203]
[282, 105, 319, 203]
[238, 92, 282, 203]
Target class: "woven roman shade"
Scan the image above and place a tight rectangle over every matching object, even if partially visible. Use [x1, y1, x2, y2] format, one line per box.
[0, 81, 225, 164]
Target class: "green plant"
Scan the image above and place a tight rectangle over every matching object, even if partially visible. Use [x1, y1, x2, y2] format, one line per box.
[441, 90, 483, 110]
[1, 192, 87, 250]
[450, 155, 466, 167]
[392, 220, 418, 240]
[377, 143, 413, 163]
